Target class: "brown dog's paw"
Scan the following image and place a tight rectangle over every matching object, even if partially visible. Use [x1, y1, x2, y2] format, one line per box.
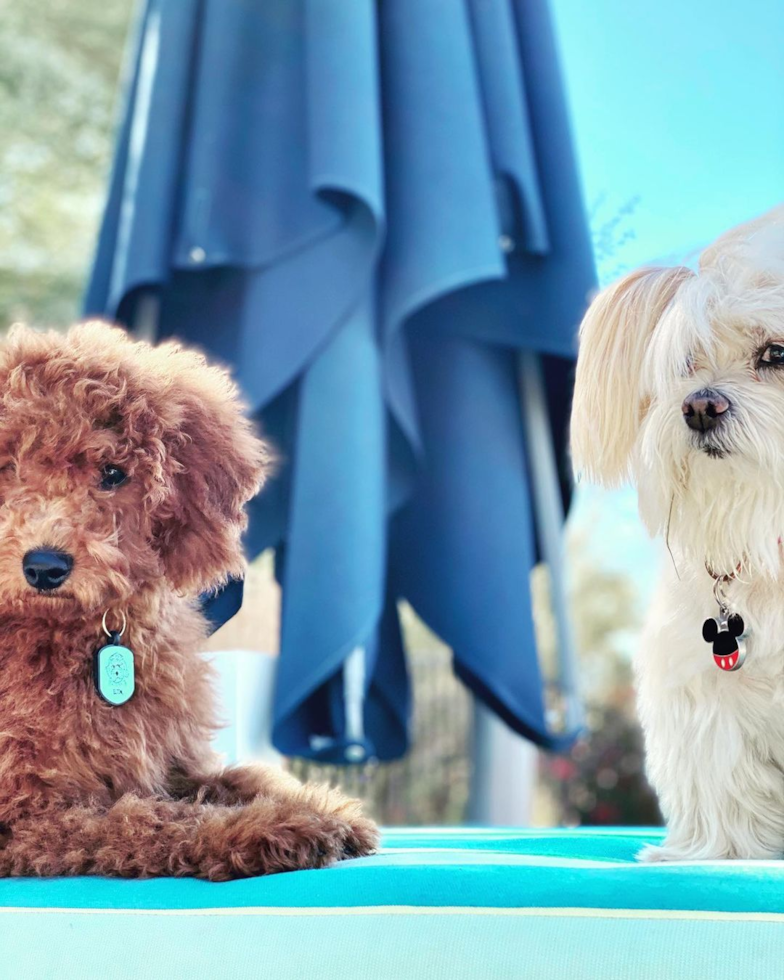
[337, 812, 379, 860]
[262, 803, 378, 874]
[200, 799, 376, 880]
[199, 783, 380, 879]
[309, 786, 379, 860]
[0, 824, 12, 876]
[268, 816, 348, 873]
[274, 809, 378, 871]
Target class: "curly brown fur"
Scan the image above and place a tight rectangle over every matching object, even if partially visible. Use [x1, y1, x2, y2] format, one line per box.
[0, 322, 378, 880]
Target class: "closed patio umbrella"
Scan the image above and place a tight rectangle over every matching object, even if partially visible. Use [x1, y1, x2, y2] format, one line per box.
[85, 0, 595, 762]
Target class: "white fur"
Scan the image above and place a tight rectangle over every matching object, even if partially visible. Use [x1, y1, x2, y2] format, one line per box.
[572, 205, 784, 860]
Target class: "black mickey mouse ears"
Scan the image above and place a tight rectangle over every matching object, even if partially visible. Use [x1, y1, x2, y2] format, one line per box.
[727, 614, 745, 638]
[703, 614, 745, 643]
[702, 618, 719, 642]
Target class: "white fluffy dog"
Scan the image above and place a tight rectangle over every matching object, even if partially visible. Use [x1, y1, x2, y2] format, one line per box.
[572, 206, 784, 861]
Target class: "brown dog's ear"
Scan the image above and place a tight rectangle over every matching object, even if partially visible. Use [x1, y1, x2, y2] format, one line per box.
[151, 344, 271, 596]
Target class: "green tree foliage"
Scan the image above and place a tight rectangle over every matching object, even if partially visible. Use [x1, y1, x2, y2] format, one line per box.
[0, 0, 133, 327]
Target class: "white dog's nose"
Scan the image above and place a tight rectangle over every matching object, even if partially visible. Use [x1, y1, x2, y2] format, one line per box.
[682, 388, 731, 432]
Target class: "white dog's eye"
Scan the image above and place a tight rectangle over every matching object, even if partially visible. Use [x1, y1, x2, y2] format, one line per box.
[758, 343, 784, 367]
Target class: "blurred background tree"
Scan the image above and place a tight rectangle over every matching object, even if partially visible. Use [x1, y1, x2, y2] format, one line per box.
[0, 0, 132, 327]
[535, 523, 661, 827]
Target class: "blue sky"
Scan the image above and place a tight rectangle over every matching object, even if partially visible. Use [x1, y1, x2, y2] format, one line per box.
[552, 0, 784, 282]
[550, 0, 783, 593]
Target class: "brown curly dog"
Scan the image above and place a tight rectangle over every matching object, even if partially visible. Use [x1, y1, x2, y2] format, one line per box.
[0, 322, 377, 880]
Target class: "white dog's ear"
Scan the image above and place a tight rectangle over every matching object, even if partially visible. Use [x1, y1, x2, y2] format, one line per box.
[571, 266, 693, 486]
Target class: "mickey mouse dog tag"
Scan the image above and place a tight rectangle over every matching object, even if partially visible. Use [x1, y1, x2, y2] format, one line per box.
[702, 613, 747, 672]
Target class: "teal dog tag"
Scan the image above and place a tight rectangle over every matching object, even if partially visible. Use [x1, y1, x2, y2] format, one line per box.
[94, 641, 135, 705]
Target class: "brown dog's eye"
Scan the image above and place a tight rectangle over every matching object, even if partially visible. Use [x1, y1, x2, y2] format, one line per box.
[758, 343, 784, 367]
[99, 465, 128, 490]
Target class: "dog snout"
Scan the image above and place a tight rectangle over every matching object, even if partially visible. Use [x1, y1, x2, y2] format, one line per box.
[22, 549, 74, 591]
[681, 388, 731, 433]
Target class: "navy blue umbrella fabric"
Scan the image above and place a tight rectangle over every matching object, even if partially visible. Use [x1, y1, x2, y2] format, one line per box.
[85, 0, 595, 762]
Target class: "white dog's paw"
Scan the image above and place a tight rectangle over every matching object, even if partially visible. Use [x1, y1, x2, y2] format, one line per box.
[637, 842, 689, 864]
[637, 840, 775, 863]
[636, 843, 667, 863]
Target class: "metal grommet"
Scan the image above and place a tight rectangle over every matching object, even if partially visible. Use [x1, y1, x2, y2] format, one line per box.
[102, 609, 127, 639]
[345, 744, 366, 763]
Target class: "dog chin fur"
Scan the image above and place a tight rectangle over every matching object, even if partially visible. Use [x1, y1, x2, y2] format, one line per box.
[572, 205, 784, 861]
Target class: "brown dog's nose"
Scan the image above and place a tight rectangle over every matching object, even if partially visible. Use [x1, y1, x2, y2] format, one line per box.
[681, 388, 731, 432]
[22, 550, 73, 591]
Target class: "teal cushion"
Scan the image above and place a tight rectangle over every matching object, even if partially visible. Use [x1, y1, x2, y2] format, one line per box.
[3, 829, 784, 979]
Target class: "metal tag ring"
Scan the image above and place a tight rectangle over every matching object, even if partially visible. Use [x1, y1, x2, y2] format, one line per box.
[102, 609, 127, 639]
[712, 575, 730, 611]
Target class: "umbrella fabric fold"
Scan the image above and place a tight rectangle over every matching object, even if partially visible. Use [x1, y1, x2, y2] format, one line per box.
[86, 0, 594, 762]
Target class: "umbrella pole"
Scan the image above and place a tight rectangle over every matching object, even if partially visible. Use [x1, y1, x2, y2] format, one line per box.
[518, 350, 583, 736]
[131, 291, 160, 343]
[468, 351, 583, 825]
[343, 646, 367, 762]
[468, 700, 537, 825]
